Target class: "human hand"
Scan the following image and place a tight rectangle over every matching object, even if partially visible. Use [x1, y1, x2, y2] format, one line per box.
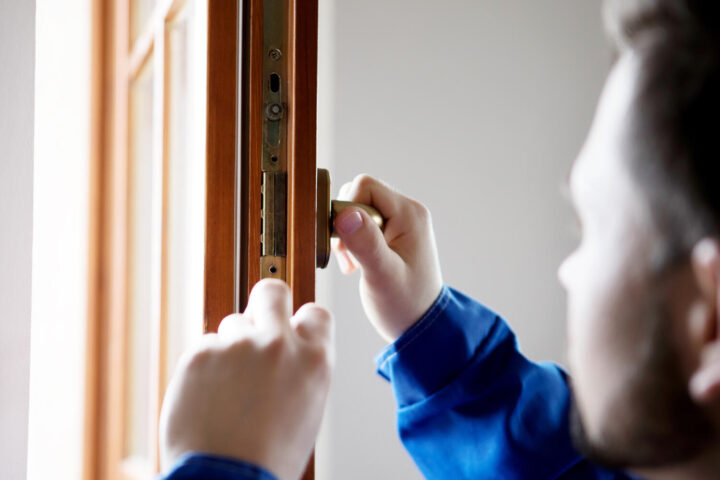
[332, 174, 443, 343]
[159, 279, 334, 480]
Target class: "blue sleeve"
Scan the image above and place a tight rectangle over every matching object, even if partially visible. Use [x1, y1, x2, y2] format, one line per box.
[162, 453, 278, 480]
[375, 286, 639, 480]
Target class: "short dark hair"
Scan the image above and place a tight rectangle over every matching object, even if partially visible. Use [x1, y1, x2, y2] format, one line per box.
[604, 0, 720, 267]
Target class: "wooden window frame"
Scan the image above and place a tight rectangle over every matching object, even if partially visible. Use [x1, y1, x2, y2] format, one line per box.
[88, 0, 240, 478]
[88, 0, 318, 478]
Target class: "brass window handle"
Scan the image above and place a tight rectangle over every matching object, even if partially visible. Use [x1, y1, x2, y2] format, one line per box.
[317, 169, 385, 269]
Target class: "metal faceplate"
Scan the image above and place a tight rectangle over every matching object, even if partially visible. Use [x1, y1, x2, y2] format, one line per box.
[259, 1, 385, 274]
[260, 0, 288, 280]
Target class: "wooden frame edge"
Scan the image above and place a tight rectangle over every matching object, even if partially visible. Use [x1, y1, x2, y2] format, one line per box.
[287, 0, 318, 314]
[204, 0, 240, 333]
[239, 0, 263, 311]
[288, 2, 319, 479]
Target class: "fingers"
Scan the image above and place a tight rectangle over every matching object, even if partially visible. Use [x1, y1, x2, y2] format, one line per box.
[333, 207, 401, 282]
[218, 313, 254, 339]
[219, 281, 333, 344]
[331, 237, 359, 274]
[337, 174, 402, 221]
[245, 279, 292, 337]
[337, 181, 352, 202]
[291, 303, 334, 347]
[333, 175, 401, 274]
[338, 250, 359, 274]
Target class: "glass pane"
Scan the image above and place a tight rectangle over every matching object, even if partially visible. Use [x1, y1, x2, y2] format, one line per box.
[164, 2, 207, 387]
[131, 0, 157, 44]
[126, 60, 154, 460]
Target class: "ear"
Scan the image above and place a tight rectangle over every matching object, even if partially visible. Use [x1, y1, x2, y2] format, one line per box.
[688, 238, 720, 404]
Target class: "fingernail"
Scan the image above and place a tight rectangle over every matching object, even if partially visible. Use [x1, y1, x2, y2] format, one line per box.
[336, 211, 363, 235]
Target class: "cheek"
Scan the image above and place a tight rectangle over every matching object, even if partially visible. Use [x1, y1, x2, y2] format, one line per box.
[565, 233, 642, 364]
[565, 240, 647, 432]
[566, 247, 620, 377]
[566, 241, 619, 336]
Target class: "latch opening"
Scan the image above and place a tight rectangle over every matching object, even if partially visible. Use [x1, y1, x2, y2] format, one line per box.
[270, 73, 281, 93]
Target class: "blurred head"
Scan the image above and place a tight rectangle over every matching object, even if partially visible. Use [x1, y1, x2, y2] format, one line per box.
[558, 0, 720, 472]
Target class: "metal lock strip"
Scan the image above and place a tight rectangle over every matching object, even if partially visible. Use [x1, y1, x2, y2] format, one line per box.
[260, 0, 288, 280]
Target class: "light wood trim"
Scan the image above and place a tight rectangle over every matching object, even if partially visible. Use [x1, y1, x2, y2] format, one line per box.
[203, 0, 240, 333]
[108, 0, 132, 476]
[128, 0, 188, 79]
[148, 16, 168, 473]
[96, 0, 132, 478]
[92, 0, 206, 478]
[156, 22, 173, 476]
[85, 0, 110, 477]
[128, 27, 154, 80]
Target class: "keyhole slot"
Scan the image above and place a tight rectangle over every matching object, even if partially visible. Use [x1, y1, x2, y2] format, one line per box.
[270, 73, 281, 93]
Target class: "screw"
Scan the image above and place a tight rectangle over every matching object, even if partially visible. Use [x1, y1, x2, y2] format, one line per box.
[269, 48, 282, 61]
[266, 103, 284, 121]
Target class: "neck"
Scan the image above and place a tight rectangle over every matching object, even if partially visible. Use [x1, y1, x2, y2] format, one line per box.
[631, 445, 720, 480]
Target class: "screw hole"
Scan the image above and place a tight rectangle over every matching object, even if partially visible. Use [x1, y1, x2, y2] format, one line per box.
[269, 265, 278, 274]
[271, 156, 278, 163]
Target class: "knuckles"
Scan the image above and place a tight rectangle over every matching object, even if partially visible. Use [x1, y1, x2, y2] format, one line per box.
[351, 173, 431, 225]
[297, 304, 333, 327]
[226, 335, 260, 358]
[351, 173, 378, 201]
[259, 332, 289, 361]
[408, 199, 431, 223]
[184, 343, 215, 373]
[293, 303, 334, 344]
[181, 301, 333, 385]
[353, 173, 375, 191]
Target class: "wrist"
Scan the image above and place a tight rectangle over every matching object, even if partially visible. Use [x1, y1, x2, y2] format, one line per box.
[383, 281, 445, 343]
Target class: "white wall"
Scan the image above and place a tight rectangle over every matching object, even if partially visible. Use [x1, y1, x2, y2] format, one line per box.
[27, 1, 91, 478]
[0, 1, 35, 479]
[318, 1, 610, 478]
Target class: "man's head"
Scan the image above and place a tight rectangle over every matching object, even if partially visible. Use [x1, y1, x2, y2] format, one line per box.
[559, 0, 720, 472]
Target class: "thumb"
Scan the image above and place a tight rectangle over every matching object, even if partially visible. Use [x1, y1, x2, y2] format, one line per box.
[334, 208, 399, 280]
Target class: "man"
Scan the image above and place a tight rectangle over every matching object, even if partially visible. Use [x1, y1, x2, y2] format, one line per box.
[158, 1, 720, 479]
